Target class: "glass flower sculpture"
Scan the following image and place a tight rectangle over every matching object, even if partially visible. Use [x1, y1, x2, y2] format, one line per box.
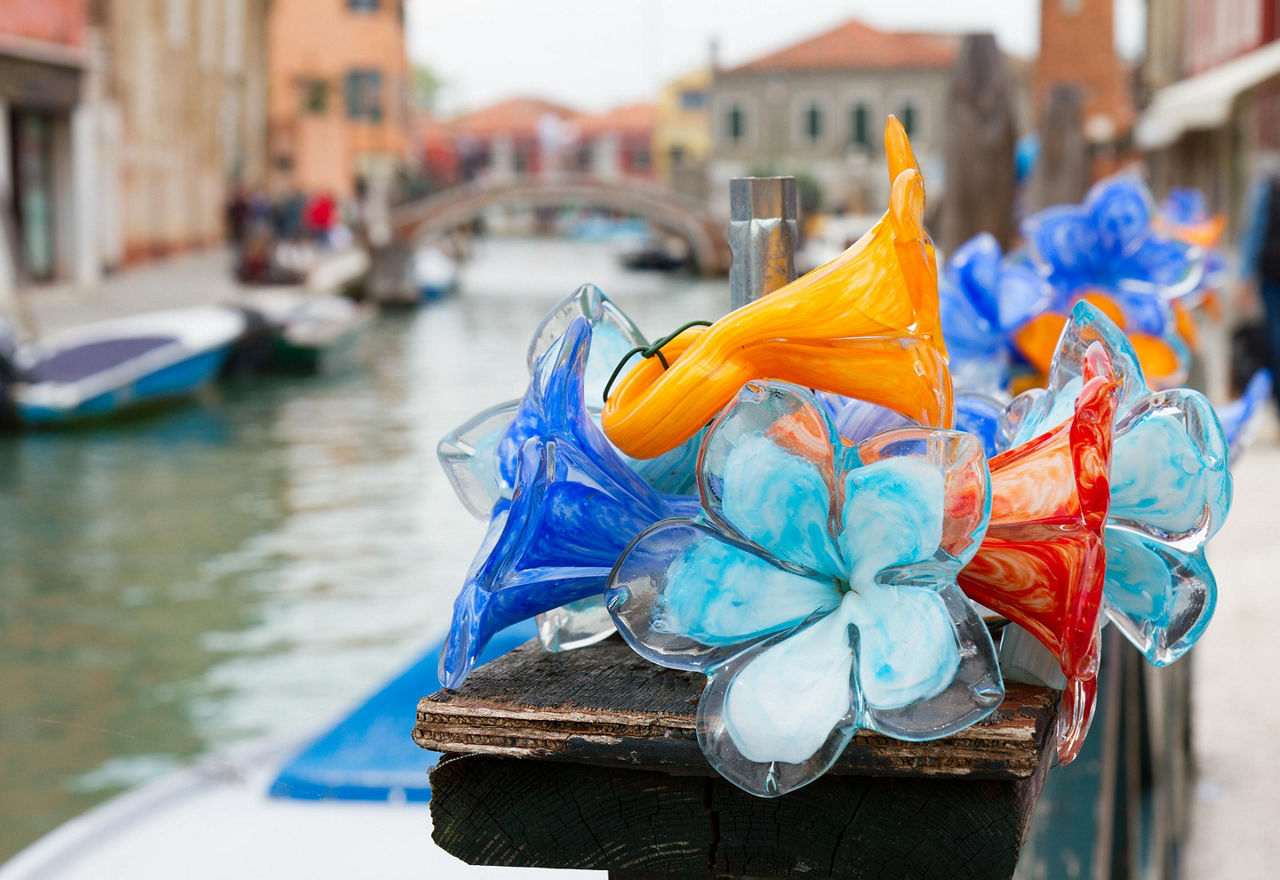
[938, 232, 1055, 395]
[437, 315, 700, 688]
[963, 301, 1232, 762]
[437, 285, 706, 661]
[958, 343, 1119, 764]
[602, 117, 953, 459]
[1017, 175, 1203, 388]
[607, 381, 1002, 797]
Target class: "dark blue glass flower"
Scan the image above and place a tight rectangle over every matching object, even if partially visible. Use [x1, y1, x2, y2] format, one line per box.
[939, 232, 1056, 393]
[1023, 175, 1204, 309]
[438, 316, 699, 688]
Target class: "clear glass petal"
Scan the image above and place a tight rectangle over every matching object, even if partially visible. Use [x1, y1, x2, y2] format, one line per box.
[536, 595, 616, 652]
[1102, 525, 1216, 666]
[436, 400, 520, 519]
[607, 519, 841, 672]
[526, 282, 647, 405]
[1110, 387, 1232, 544]
[854, 580, 1004, 738]
[699, 382, 845, 578]
[1012, 300, 1148, 444]
[697, 611, 860, 797]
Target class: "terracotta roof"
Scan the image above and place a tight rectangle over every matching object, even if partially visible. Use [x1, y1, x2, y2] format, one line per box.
[727, 18, 958, 74]
[450, 97, 583, 137]
[577, 103, 656, 136]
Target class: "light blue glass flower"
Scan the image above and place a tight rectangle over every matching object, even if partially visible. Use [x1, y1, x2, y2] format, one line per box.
[1001, 301, 1232, 666]
[439, 316, 699, 688]
[939, 232, 1056, 394]
[607, 381, 1001, 797]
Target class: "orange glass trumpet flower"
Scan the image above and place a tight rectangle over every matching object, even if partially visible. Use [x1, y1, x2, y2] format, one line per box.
[601, 117, 952, 460]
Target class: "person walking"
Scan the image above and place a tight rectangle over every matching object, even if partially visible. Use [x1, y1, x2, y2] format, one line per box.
[1241, 163, 1280, 400]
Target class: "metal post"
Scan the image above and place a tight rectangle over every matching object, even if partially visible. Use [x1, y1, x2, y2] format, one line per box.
[728, 176, 798, 310]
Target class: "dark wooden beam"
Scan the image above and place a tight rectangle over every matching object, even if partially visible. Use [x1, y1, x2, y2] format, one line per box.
[417, 638, 1061, 878]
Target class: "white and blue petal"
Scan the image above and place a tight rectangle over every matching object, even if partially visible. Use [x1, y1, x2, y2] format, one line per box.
[1110, 388, 1231, 542]
[700, 382, 845, 578]
[607, 520, 841, 672]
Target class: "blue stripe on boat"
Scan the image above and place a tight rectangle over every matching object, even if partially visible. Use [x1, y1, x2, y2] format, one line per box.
[267, 619, 540, 803]
[19, 346, 232, 425]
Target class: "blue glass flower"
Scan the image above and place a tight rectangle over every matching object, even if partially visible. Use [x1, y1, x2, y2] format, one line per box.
[1001, 301, 1232, 666]
[939, 232, 1056, 393]
[1217, 369, 1272, 460]
[439, 316, 699, 688]
[607, 381, 1001, 796]
[1023, 176, 1204, 346]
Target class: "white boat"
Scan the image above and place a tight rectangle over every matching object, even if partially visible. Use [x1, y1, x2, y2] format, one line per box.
[414, 246, 459, 303]
[0, 623, 597, 879]
[0, 307, 246, 427]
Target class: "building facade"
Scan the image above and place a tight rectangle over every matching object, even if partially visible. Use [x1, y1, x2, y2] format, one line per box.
[1035, 0, 1134, 145]
[92, 0, 270, 265]
[266, 0, 410, 199]
[1138, 0, 1280, 231]
[705, 19, 958, 216]
[0, 0, 94, 293]
[653, 68, 712, 198]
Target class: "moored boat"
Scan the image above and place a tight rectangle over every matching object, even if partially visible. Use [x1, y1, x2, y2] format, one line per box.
[0, 307, 246, 428]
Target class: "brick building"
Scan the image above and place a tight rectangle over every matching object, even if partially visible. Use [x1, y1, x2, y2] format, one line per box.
[1035, 0, 1135, 145]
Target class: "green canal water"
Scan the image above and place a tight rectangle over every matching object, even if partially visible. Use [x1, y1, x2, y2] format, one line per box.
[0, 239, 728, 861]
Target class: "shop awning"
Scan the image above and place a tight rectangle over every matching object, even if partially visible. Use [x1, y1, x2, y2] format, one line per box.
[1136, 40, 1280, 149]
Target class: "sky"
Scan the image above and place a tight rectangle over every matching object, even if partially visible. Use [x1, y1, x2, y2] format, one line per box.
[407, 0, 1145, 116]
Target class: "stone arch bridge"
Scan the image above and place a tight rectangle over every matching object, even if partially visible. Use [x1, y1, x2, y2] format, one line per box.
[391, 177, 729, 275]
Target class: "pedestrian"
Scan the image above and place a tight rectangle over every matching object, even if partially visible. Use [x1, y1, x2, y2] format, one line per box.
[1240, 159, 1280, 402]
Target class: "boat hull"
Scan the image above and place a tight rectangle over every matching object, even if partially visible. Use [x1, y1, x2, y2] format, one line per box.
[16, 346, 232, 427]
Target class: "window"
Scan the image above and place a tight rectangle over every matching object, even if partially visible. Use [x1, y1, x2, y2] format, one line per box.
[299, 78, 329, 114]
[803, 102, 823, 144]
[669, 145, 686, 167]
[850, 103, 870, 149]
[725, 104, 746, 145]
[632, 148, 651, 171]
[345, 70, 383, 121]
[680, 90, 707, 110]
[899, 101, 918, 138]
[348, 0, 380, 10]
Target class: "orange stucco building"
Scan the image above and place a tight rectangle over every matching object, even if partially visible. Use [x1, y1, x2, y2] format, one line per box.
[266, 0, 410, 198]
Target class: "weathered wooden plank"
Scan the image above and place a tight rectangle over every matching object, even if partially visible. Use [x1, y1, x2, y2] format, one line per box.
[416, 638, 1058, 780]
[429, 747, 1054, 879]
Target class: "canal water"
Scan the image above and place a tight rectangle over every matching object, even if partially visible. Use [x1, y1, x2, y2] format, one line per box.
[0, 238, 729, 861]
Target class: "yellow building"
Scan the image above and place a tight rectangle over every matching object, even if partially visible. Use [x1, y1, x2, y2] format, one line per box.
[653, 68, 711, 198]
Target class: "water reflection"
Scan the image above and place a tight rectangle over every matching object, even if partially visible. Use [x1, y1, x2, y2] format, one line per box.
[0, 238, 728, 860]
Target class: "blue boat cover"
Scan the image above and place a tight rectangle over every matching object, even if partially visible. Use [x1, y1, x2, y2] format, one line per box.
[268, 620, 539, 802]
[30, 337, 173, 383]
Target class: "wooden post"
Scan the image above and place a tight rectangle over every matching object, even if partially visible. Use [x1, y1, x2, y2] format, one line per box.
[941, 33, 1017, 252]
